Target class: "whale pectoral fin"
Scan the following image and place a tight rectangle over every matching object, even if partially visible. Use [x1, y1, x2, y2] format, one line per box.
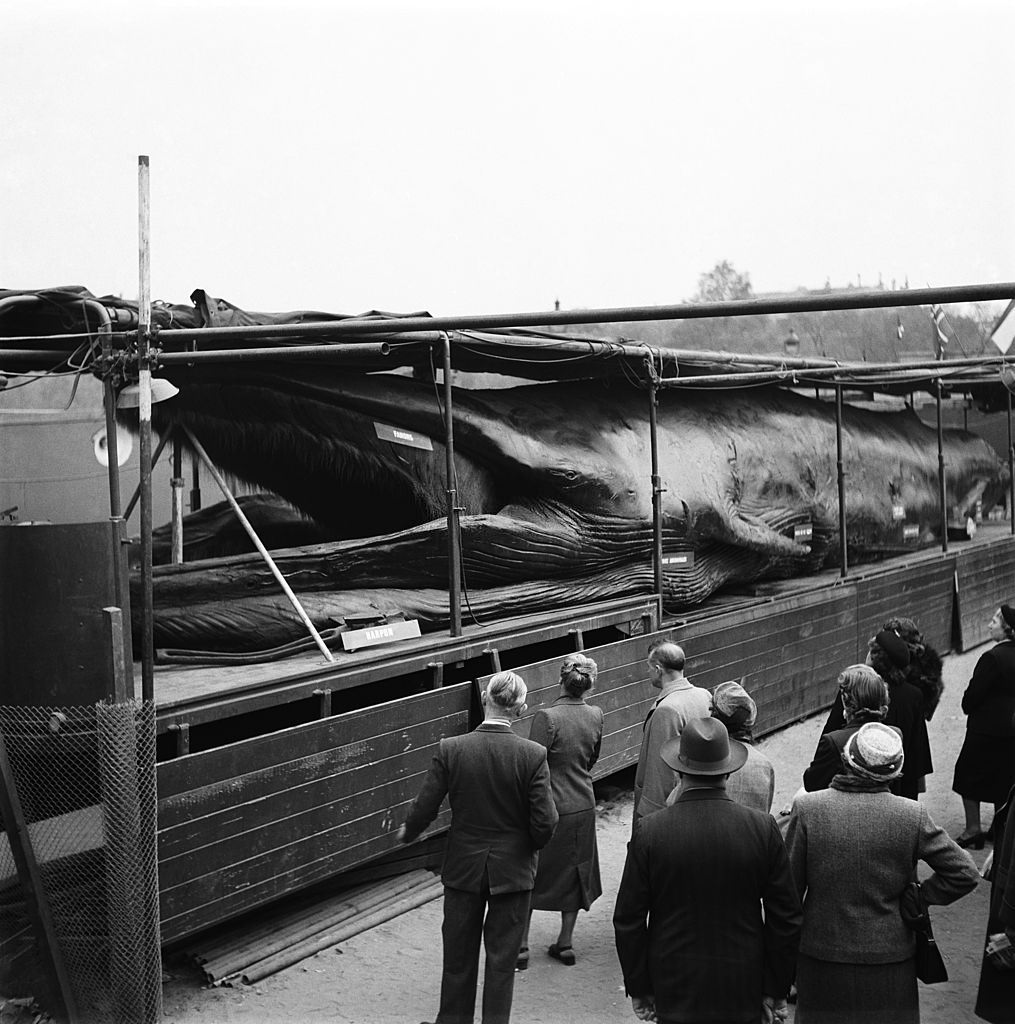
[694, 502, 810, 557]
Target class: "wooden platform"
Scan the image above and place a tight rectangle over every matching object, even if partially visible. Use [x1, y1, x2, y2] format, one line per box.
[152, 527, 1015, 944]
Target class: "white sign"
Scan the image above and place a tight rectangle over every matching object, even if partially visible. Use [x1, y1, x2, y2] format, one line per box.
[992, 299, 1015, 355]
[662, 553, 694, 567]
[341, 619, 422, 651]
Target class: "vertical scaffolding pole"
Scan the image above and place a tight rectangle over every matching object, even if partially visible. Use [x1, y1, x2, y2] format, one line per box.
[835, 384, 848, 577]
[138, 155, 155, 701]
[188, 340, 202, 513]
[442, 333, 462, 637]
[171, 433, 184, 564]
[647, 373, 664, 598]
[1008, 386, 1014, 534]
[936, 379, 948, 554]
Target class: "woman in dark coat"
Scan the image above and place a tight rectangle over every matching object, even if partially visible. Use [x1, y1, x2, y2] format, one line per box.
[822, 628, 933, 800]
[975, 784, 1015, 1022]
[883, 615, 945, 721]
[517, 653, 604, 969]
[787, 722, 980, 1024]
[953, 605, 1015, 848]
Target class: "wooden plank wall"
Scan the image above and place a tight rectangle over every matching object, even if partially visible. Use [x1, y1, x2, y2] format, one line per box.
[479, 640, 656, 782]
[854, 557, 956, 657]
[156, 682, 472, 944]
[675, 587, 857, 734]
[479, 585, 859, 782]
[152, 539, 1015, 945]
[954, 535, 1015, 650]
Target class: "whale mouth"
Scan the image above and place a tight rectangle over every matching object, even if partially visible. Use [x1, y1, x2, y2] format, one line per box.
[147, 370, 475, 540]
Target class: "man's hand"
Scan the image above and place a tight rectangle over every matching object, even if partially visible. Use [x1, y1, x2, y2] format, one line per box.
[631, 994, 656, 1021]
[396, 824, 409, 844]
[762, 995, 789, 1023]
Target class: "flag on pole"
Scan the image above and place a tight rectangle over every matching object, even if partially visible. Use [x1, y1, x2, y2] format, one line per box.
[931, 304, 948, 354]
[991, 299, 1015, 355]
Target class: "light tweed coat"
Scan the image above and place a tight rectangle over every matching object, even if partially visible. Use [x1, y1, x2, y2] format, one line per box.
[786, 786, 979, 963]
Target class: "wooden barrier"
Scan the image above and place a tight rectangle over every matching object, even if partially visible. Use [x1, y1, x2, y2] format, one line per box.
[151, 535, 1015, 945]
[484, 585, 860, 781]
[954, 535, 1015, 650]
[853, 555, 956, 656]
[156, 683, 471, 943]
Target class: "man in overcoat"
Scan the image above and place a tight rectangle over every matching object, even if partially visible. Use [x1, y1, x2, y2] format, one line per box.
[615, 717, 801, 1024]
[399, 670, 558, 1024]
[632, 640, 711, 830]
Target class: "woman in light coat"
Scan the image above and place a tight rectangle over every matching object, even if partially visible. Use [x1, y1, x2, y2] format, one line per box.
[786, 722, 980, 1023]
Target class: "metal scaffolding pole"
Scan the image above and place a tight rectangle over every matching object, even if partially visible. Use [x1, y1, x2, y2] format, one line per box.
[441, 334, 462, 637]
[936, 379, 948, 554]
[836, 384, 848, 578]
[138, 155, 155, 702]
[1008, 389, 1014, 535]
[647, 372, 664, 598]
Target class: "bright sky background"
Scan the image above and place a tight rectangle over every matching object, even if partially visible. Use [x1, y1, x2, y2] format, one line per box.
[3, 0, 1013, 319]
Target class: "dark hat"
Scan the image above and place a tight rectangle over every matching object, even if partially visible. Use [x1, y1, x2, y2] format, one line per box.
[874, 629, 910, 670]
[661, 717, 748, 776]
[1001, 605, 1015, 631]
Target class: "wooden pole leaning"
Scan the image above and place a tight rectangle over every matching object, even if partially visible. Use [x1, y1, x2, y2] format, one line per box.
[0, 727, 80, 1023]
[181, 426, 335, 662]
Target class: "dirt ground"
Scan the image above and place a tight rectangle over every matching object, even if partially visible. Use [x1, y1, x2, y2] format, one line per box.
[4, 646, 997, 1024]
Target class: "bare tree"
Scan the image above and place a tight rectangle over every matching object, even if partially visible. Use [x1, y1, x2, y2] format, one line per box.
[690, 260, 753, 303]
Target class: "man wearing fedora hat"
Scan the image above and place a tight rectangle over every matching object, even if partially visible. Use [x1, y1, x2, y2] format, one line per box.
[614, 717, 801, 1024]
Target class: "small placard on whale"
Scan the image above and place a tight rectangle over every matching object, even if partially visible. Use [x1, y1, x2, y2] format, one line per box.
[341, 619, 422, 652]
[374, 422, 433, 451]
[902, 524, 920, 540]
[793, 523, 813, 542]
[892, 504, 906, 521]
[662, 553, 694, 568]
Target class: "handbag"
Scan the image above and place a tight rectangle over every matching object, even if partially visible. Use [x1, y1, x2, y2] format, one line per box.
[901, 881, 948, 984]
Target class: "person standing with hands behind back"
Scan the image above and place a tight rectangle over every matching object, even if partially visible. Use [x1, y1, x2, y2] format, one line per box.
[398, 671, 558, 1024]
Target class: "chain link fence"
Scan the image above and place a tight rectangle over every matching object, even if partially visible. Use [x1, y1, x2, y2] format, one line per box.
[0, 700, 161, 1023]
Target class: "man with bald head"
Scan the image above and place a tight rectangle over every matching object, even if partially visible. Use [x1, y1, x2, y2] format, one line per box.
[632, 640, 712, 831]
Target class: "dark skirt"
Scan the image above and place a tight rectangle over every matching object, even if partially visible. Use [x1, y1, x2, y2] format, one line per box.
[530, 808, 601, 912]
[953, 732, 1015, 805]
[976, 944, 1015, 1023]
[795, 952, 919, 1024]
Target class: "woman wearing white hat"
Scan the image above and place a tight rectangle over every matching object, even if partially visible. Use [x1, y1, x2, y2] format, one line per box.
[786, 722, 980, 1023]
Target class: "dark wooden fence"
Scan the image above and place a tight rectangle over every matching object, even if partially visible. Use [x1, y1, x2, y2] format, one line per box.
[154, 535, 1015, 943]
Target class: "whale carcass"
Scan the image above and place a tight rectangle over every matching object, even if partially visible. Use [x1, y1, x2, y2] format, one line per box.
[136, 364, 1004, 652]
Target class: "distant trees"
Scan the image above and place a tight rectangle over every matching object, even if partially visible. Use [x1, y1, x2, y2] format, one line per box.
[691, 261, 754, 303]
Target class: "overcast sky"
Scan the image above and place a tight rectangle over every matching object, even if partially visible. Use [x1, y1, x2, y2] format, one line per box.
[3, 0, 1013, 319]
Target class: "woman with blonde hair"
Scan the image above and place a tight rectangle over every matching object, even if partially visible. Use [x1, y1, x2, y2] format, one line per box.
[517, 653, 604, 969]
